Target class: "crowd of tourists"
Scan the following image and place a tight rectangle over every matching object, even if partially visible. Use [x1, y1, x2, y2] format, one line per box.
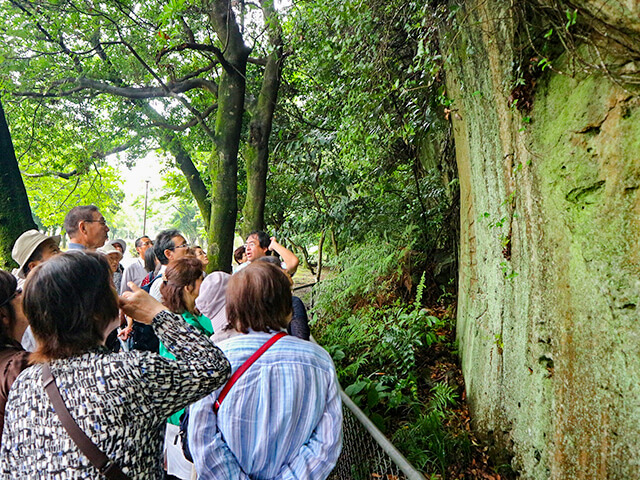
[0, 205, 342, 479]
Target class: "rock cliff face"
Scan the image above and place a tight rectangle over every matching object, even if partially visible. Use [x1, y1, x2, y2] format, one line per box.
[441, 1, 640, 478]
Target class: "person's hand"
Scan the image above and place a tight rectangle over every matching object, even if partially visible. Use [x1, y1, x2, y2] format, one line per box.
[268, 237, 279, 251]
[118, 325, 133, 340]
[119, 282, 166, 325]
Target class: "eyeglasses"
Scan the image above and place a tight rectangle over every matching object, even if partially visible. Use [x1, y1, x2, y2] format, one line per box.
[0, 288, 22, 309]
[139, 241, 153, 247]
[173, 243, 190, 250]
[84, 219, 108, 226]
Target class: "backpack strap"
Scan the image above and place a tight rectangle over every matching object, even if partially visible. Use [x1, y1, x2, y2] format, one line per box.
[42, 363, 131, 480]
[213, 332, 287, 413]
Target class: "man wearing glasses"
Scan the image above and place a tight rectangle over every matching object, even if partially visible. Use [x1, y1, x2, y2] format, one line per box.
[63, 205, 110, 251]
[238, 230, 299, 276]
[120, 236, 154, 293]
[149, 229, 191, 302]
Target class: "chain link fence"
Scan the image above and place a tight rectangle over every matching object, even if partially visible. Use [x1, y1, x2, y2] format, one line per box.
[329, 390, 427, 480]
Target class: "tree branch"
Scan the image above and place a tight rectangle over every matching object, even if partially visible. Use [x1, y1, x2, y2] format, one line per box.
[9, 0, 83, 73]
[16, 76, 218, 99]
[24, 170, 79, 179]
[147, 104, 217, 131]
[157, 42, 229, 67]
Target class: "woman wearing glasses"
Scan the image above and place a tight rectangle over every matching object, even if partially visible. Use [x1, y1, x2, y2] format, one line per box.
[0, 270, 30, 444]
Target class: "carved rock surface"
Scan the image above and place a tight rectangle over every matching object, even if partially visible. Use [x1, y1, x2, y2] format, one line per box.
[442, 1, 640, 478]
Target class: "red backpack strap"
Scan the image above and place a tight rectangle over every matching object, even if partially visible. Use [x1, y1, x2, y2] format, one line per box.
[214, 332, 287, 413]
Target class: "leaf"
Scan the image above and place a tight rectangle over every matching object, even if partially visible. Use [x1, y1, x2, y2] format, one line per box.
[367, 386, 380, 407]
[344, 380, 368, 397]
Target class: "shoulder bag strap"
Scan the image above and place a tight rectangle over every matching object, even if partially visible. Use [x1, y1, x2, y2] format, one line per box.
[214, 331, 287, 413]
[42, 363, 131, 480]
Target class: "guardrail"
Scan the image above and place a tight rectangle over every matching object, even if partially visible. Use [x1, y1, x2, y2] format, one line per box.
[304, 281, 426, 480]
[329, 389, 427, 480]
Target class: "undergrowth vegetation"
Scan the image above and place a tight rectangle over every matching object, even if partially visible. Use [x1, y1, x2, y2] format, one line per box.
[310, 239, 480, 477]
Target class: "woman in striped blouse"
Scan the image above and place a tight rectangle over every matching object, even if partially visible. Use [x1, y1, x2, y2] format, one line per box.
[188, 261, 343, 480]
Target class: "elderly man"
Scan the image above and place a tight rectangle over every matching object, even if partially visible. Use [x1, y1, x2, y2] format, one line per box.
[63, 205, 109, 250]
[120, 236, 154, 293]
[149, 229, 191, 302]
[237, 230, 299, 276]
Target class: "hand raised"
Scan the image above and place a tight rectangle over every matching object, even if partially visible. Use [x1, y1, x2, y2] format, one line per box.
[119, 282, 166, 325]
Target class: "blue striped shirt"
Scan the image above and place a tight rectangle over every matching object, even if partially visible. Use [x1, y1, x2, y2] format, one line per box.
[188, 331, 343, 479]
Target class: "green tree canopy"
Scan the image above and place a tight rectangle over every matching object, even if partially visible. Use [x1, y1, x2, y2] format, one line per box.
[1, 0, 287, 271]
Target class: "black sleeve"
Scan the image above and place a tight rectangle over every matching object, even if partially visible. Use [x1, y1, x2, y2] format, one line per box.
[288, 295, 311, 340]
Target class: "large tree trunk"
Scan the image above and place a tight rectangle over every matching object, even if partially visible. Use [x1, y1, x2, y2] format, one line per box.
[207, 0, 251, 272]
[0, 99, 37, 268]
[241, 2, 283, 238]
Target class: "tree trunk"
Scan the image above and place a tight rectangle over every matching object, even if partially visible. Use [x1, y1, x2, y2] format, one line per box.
[207, 0, 251, 272]
[290, 239, 315, 275]
[241, 2, 283, 237]
[0, 99, 37, 268]
[315, 230, 325, 284]
[330, 227, 339, 256]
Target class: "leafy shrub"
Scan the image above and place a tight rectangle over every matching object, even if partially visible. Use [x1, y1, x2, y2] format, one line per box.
[311, 238, 471, 476]
[313, 229, 423, 322]
[392, 383, 470, 475]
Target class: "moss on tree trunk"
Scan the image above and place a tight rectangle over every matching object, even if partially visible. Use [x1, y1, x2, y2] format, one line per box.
[0, 99, 37, 269]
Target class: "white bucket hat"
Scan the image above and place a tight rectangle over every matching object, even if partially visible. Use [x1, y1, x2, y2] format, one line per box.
[109, 238, 127, 254]
[97, 243, 123, 259]
[12, 230, 61, 278]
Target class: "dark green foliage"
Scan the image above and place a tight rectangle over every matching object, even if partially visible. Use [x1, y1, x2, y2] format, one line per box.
[392, 383, 470, 474]
[312, 240, 469, 475]
[266, 0, 458, 260]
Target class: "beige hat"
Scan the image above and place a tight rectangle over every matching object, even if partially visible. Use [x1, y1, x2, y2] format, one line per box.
[12, 230, 61, 278]
[109, 239, 127, 254]
[98, 243, 123, 259]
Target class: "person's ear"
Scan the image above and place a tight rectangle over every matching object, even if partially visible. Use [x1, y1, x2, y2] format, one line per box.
[78, 220, 88, 236]
[0, 308, 10, 327]
[164, 249, 173, 261]
[27, 260, 39, 273]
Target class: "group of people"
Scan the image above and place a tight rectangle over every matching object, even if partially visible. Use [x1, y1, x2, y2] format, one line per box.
[0, 205, 342, 479]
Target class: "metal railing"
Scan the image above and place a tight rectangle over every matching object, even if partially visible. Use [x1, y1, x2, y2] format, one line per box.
[330, 390, 427, 480]
[303, 286, 425, 480]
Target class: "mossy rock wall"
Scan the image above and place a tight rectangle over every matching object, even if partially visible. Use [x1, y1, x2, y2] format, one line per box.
[441, 1, 640, 478]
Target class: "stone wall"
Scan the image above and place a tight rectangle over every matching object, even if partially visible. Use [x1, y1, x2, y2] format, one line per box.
[442, 1, 640, 477]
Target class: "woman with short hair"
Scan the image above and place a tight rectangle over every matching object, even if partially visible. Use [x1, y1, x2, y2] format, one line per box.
[0, 271, 30, 444]
[0, 251, 230, 479]
[188, 261, 343, 480]
[159, 256, 214, 480]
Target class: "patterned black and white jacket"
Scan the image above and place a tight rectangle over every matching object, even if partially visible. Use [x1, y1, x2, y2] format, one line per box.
[0, 310, 231, 479]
